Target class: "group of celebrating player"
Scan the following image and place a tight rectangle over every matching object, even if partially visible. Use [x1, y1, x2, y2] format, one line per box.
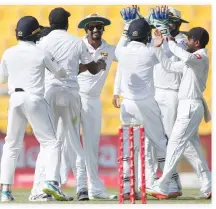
[0, 5, 211, 202]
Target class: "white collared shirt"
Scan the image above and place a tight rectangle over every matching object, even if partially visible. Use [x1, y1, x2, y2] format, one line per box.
[155, 41, 209, 100]
[37, 30, 94, 91]
[0, 41, 63, 97]
[77, 36, 116, 97]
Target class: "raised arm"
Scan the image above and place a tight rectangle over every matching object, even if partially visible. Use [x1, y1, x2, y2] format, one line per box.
[154, 47, 185, 73]
[168, 40, 206, 69]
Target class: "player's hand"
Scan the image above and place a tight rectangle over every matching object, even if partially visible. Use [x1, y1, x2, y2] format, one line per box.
[78, 63, 88, 74]
[97, 59, 107, 71]
[120, 5, 142, 24]
[154, 30, 164, 47]
[120, 5, 143, 35]
[149, 5, 170, 37]
[112, 95, 121, 108]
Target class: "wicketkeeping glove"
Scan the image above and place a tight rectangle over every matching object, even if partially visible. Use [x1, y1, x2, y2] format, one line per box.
[148, 6, 170, 37]
[120, 6, 142, 34]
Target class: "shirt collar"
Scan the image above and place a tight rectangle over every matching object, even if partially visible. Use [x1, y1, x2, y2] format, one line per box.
[49, 29, 67, 35]
[129, 41, 147, 47]
[18, 41, 36, 46]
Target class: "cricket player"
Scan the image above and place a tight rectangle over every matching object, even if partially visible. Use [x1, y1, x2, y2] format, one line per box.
[59, 13, 118, 200]
[141, 6, 189, 196]
[149, 26, 212, 199]
[0, 16, 68, 202]
[114, 12, 172, 199]
[146, 6, 212, 198]
[31, 7, 107, 201]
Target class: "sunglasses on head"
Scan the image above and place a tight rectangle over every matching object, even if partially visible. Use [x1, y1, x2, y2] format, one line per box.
[87, 25, 104, 31]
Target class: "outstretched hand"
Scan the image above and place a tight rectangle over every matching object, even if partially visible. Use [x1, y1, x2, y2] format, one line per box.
[120, 5, 142, 24]
[154, 30, 164, 47]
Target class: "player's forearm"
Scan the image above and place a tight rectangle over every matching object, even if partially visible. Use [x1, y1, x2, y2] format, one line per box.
[168, 40, 193, 63]
[155, 47, 183, 73]
[84, 60, 106, 75]
[113, 68, 122, 95]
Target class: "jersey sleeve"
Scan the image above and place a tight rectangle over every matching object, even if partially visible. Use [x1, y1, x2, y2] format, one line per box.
[113, 66, 122, 95]
[168, 40, 206, 70]
[0, 53, 8, 83]
[155, 47, 186, 73]
[111, 46, 118, 62]
[115, 36, 130, 61]
[79, 41, 94, 64]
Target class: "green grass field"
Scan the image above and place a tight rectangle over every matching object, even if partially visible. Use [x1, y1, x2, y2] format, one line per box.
[0, 188, 211, 204]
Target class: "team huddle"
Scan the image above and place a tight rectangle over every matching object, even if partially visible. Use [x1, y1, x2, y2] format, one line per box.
[0, 5, 212, 202]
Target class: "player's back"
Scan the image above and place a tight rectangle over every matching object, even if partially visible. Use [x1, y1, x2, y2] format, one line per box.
[117, 41, 157, 100]
[2, 41, 46, 97]
[38, 30, 83, 90]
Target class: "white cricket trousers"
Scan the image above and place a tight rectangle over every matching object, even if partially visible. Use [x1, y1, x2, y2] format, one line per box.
[157, 99, 211, 194]
[60, 94, 106, 196]
[32, 86, 86, 194]
[155, 89, 211, 193]
[0, 92, 60, 185]
[120, 97, 167, 193]
[142, 88, 179, 189]
[80, 95, 106, 196]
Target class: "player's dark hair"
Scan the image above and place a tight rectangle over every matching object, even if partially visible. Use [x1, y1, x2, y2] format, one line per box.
[199, 40, 207, 48]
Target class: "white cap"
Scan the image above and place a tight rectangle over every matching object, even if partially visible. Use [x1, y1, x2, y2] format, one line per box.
[168, 7, 189, 23]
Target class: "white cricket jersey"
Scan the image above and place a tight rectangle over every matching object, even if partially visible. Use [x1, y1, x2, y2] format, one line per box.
[37, 30, 93, 91]
[0, 41, 63, 97]
[155, 41, 209, 100]
[77, 37, 116, 97]
[153, 33, 187, 90]
[115, 36, 158, 100]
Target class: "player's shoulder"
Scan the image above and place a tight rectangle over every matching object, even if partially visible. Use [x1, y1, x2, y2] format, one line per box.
[104, 41, 116, 54]
[2, 44, 23, 60]
[193, 48, 208, 61]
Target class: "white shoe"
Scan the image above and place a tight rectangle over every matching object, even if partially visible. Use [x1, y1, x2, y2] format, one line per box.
[28, 193, 54, 202]
[195, 192, 211, 199]
[1, 191, 15, 202]
[42, 181, 69, 201]
[89, 191, 117, 200]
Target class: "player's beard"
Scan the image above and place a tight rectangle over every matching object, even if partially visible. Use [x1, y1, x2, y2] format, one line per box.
[187, 46, 195, 53]
[91, 31, 102, 41]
